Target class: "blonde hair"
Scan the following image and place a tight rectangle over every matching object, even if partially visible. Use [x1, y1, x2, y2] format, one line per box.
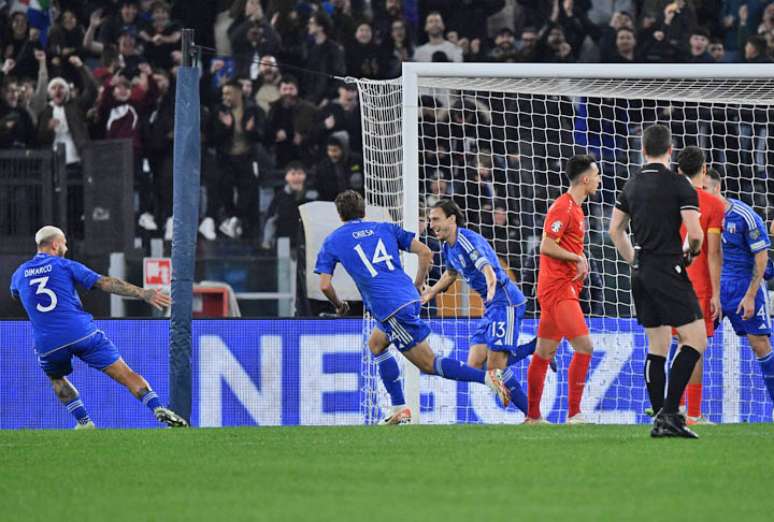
[35, 225, 65, 246]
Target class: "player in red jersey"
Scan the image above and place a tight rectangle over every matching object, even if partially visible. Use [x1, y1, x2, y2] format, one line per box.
[673, 147, 724, 425]
[526, 155, 601, 424]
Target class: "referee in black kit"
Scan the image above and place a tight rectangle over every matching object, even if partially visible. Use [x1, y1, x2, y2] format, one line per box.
[608, 124, 707, 439]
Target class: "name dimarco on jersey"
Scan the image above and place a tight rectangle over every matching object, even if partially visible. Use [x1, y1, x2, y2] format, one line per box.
[24, 264, 53, 277]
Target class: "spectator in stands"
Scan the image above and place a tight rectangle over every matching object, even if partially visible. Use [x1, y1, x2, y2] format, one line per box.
[515, 27, 539, 61]
[550, 0, 597, 60]
[414, 12, 462, 62]
[482, 205, 521, 275]
[347, 22, 381, 78]
[139, 1, 181, 71]
[535, 24, 573, 62]
[303, 12, 346, 105]
[327, 0, 358, 45]
[314, 136, 363, 202]
[228, 0, 281, 80]
[262, 161, 318, 251]
[98, 64, 158, 231]
[610, 27, 638, 62]
[598, 10, 635, 62]
[379, 18, 414, 78]
[37, 55, 97, 167]
[488, 28, 519, 62]
[210, 79, 266, 239]
[317, 83, 362, 154]
[3, 10, 38, 81]
[373, 0, 412, 44]
[722, 1, 767, 61]
[143, 68, 176, 239]
[687, 28, 715, 62]
[745, 34, 772, 62]
[46, 8, 86, 84]
[267, 75, 319, 168]
[0, 62, 35, 149]
[425, 171, 453, 207]
[587, 0, 636, 26]
[708, 38, 726, 61]
[19, 49, 49, 126]
[253, 55, 281, 113]
[98, 1, 148, 50]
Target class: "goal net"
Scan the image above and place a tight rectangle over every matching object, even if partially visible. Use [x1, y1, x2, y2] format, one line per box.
[356, 64, 774, 425]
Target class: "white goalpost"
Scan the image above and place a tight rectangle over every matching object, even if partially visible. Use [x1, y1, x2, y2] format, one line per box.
[357, 63, 774, 425]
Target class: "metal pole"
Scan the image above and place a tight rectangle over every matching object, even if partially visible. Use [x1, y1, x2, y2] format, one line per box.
[181, 28, 194, 68]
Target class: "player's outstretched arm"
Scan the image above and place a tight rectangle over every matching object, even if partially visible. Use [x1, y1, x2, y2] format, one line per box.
[608, 208, 635, 265]
[421, 269, 457, 304]
[319, 273, 349, 315]
[94, 276, 171, 311]
[409, 239, 433, 291]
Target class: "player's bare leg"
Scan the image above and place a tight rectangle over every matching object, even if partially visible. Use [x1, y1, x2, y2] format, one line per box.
[747, 335, 774, 406]
[102, 358, 188, 427]
[468, 343, 488, 369]
[367, 329, 410, 425]
[49, 376, 94, 429]
[402, 340, 511, 407]
[526, 337, 561, 422]
[565, 335, 594, 423]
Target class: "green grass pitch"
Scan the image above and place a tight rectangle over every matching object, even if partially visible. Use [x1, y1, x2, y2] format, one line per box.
[1, 424, 772, 521]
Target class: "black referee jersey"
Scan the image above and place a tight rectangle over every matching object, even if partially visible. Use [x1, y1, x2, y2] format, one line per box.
[614, 163, 703, 328]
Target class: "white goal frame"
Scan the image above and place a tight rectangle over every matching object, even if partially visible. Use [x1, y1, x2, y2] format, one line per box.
[398, 62, 774, 424]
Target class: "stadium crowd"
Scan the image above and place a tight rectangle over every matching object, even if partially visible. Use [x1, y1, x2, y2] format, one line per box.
[1, 0, 773, 307]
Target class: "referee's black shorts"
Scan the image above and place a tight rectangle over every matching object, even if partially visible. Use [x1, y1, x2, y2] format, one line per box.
[631, 255, 703, 328]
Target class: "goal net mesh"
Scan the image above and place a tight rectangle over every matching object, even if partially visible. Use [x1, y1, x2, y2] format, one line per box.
[357, 74, 774, 424]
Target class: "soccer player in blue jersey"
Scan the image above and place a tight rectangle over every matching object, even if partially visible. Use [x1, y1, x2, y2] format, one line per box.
[421, 199, 530, 414]
[315, 191, 512, 424]
[10, 226, 188, 429]
[703, 170, 774, 408]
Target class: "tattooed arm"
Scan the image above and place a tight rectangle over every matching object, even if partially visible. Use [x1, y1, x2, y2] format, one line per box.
[94, 276, 172, 310]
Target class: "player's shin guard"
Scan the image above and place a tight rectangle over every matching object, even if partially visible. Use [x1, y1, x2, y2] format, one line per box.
[139, 389, 163, 412]
[64, 397, 92, 426]
[374, 350, 405, 406]
[502, 366, 528, 414]
[756, 351, 774, 403]
[645, 353, 666, 415]
[527, 354, 550, 419]
[664, 346, 701, 414]
[568, 352, 591, 418]
[507, 338, 537, 366]
[433, 357, 485, 384]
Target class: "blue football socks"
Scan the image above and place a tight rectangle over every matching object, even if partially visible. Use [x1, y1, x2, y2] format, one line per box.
[374, 350, 405, 406]
[64, 397, 91, 425]
[433, 357, 486, 384]
[757, 351, 774, 403]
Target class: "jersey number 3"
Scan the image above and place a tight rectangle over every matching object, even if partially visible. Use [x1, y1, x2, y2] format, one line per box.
[354, 239, 395, 277]
[29, 276, 58, 312]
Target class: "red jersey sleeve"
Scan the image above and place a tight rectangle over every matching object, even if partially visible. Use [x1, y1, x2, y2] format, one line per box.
[706, 194, 724, 235]
[543, 197, 570, 243]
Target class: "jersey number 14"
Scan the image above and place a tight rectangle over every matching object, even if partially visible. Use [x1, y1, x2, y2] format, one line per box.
[354, 239, 395, 277]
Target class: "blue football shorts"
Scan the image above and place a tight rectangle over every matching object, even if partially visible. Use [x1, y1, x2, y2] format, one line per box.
[38, 330, 121, 378]
[376, 302, 431, 352]
[721, 278, 771, 337]
[470, 303, 525, 351]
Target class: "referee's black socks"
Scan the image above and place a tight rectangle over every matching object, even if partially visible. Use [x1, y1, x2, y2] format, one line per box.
[645, 353, 666, 414]
[663, 346, 702, 414]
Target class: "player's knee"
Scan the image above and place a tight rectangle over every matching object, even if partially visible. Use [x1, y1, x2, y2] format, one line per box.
[749, 336, 771, 357]
[368, 337, 386, 356]
[52, 380, 77, 402]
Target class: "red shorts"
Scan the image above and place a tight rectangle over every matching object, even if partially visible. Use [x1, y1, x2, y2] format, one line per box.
[671, 294, 715, 337]
[537, 295, 589, 341]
